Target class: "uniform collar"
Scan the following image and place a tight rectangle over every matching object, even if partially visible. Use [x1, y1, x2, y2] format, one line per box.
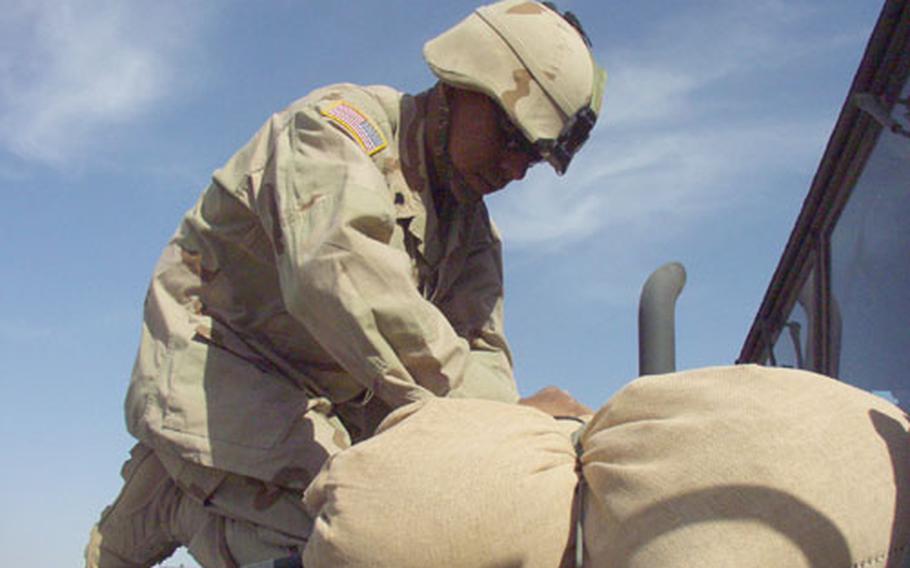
[396, 90, 482, 273]
[398, 91, 443, 267]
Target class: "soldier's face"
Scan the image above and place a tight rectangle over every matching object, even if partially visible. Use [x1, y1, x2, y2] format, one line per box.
[446, 88, 537, 202]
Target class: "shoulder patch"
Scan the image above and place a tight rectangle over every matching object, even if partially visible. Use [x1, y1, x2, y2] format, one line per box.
[320, 100, 388, 156]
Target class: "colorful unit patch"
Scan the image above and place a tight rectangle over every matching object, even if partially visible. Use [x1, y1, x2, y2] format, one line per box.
[321, 101, 388, 156]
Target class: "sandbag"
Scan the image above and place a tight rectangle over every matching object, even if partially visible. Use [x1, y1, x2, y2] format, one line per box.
[301, 364, 910, 567]
[301, 398, 581, 567]
[580, 364, 910, 567]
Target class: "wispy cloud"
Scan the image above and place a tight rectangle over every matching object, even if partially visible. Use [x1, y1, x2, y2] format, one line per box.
[493, 115, 828, 249]
[491, 0, 862, 251]
[0, 1, 206, 167]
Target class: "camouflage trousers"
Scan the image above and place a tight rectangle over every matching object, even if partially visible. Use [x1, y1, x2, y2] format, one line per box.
[84, 443, 313, 568]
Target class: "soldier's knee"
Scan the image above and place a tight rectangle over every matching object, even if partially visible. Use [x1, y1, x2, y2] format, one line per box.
[87, 444, 310, 568]
[84, 445, 181, 567]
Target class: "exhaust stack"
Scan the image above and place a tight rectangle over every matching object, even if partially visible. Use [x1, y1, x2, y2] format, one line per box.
[638, 262, 687, 376]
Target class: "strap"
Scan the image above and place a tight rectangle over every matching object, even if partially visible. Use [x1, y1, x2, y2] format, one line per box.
[557, 417, 588, 568]
[573, 424, 586, 568]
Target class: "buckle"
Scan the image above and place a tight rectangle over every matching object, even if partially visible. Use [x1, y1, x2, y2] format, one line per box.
[536, 106, 597, 175]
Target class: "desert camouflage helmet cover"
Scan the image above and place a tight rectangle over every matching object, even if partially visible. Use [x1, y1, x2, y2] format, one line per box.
[424, 0, 606, 174]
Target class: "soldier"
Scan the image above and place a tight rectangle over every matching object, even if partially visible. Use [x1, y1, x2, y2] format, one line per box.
[85, 1, 606, 566]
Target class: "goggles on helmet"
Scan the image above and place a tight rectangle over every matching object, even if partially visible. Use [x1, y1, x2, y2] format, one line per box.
[495, 86, 599, 175]
[534, 105, 597, 175]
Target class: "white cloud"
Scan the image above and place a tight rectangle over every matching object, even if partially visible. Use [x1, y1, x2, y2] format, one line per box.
[0, 1, 205, 166]
[492, 115, 827, 251]
[600, 66, 699, 127]
[487, 165, 606, 247]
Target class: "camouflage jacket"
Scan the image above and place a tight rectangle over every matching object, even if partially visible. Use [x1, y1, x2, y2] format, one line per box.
[125, 83, 518, 484]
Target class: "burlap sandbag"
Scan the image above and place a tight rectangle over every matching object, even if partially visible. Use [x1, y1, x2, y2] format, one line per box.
[580, 364, 910, 567]
[302, 398, 580, 567]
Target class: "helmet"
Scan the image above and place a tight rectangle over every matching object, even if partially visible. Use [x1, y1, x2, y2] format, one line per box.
[424, 0, 606, 175]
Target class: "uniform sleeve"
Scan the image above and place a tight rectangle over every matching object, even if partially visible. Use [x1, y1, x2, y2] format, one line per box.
[219, 96, 485, 409]
[437, 214, 519, 403]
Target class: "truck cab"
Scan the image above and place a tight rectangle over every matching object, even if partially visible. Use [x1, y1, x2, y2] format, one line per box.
[738, 0, 910, 411]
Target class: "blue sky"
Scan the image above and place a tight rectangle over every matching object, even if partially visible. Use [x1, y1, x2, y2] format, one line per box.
[0, 1, 883, 566]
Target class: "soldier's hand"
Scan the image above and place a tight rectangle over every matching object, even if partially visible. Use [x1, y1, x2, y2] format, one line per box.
[519, 386, 593, 417]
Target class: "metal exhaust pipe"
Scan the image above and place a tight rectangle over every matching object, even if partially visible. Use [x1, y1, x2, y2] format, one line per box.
[638, 262, 687, 376]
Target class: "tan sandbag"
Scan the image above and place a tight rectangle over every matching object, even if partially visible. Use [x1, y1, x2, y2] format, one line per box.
[301, 398, 579, 568]
[580, 364, 910, 567]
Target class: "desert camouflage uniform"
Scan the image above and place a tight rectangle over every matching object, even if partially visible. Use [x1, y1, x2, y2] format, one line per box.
[86, 82, 518, 567]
